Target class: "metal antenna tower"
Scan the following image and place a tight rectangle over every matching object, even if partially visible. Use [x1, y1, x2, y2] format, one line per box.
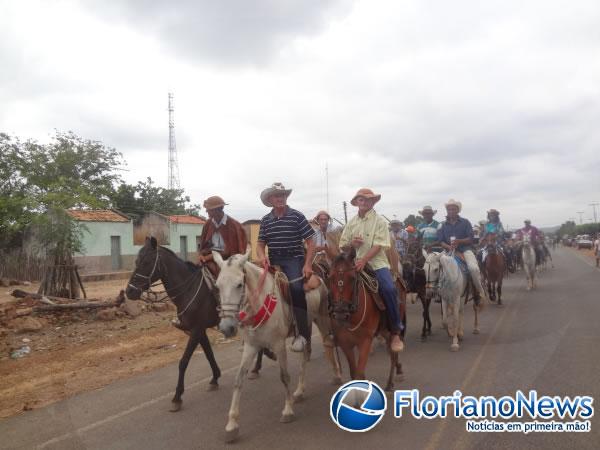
[168, 92, 181, 190]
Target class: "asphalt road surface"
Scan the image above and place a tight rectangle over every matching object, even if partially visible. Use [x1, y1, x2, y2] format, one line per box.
[2, 247, 599, 450]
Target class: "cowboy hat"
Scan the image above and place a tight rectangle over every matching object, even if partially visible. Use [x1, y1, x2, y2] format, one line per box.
[350, 188, 381, 206]
[444, 199, 462, 212]
[487, 209, 500, 215]
[419, 205, 437, 215]
[260, 182, 292, 207]
[203, 195, 228, 210]
[313, 210, 331, 222]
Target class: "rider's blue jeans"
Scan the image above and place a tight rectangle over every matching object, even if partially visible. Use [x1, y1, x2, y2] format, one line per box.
[270, 256, 310, 341]
[374, 267, 404, 334]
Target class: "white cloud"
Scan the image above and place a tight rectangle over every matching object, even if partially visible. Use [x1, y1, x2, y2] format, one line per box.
[1, 0, 599, 228]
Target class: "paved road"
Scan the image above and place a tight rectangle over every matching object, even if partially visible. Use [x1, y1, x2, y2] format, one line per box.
[2, 248, 599, 450]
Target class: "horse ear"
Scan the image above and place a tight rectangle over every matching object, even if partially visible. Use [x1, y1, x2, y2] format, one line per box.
[150, 236, 157, 249]
[212, 251, 224, 268]
[240, 248, 251, 265]
[348, 246, 356, 260]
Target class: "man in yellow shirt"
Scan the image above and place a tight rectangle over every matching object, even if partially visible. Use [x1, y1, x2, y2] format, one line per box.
[339, 188, 404, 353]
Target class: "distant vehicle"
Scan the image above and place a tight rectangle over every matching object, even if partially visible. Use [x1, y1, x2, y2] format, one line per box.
[576, 235, 593, 249]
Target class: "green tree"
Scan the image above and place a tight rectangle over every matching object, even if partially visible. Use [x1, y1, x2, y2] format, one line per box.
[110, 177, 191, 222]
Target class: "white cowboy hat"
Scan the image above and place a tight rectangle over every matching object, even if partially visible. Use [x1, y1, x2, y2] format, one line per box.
[260, 182, 292, 207]
[444, 199, 462, 212]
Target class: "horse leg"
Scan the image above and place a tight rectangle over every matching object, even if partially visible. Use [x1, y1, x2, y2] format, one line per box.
[425, 295, 432, 336]
[448, 302, 460, 351]
[340, 343, 358, 380]
[293, 341, 310, 403]
[170, 330, 201, 412]
[420, 295, 428, 341]
[273, 341, 295, 424]
[248, 350, 263, 380]
[224, 342, 259, 443]
[197, 328, 221, 390]
[385, 346, 399, 392]
[473, 299, 480, 335]
[314, 315, 342, 385]
[497, 279, 503, 305]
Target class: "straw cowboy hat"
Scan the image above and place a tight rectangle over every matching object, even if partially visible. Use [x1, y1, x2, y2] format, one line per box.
[350, 188, 381, 206]
[444, 199, 462, 212]
[419, 205, 437, 215]
[260, 182, 292, 207]
[487, 208, 500, 215]
[203, 195, 228, 210]
[313, 210, 331, 222]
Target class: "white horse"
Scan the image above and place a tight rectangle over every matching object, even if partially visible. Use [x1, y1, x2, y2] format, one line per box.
[213, 251, 341, 443]
[423, 252, 481, 352]
[521, 234, 537, 290]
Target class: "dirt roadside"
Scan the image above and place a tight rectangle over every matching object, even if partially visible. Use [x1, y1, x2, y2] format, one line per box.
[0, 279, 231, 419]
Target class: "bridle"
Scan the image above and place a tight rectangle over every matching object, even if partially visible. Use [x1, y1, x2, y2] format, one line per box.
[128, 250, 160, 293]
[128, 247, 210, 317]
[329, 266, 360, 320]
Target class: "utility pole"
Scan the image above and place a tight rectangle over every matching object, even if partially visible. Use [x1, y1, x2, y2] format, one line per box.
[589, 202, 599, 223]
[167, 92, 181, 190]
[325, 163, 329, 213]
[576, 211, 584, 224]
[342, 201, 348, 224]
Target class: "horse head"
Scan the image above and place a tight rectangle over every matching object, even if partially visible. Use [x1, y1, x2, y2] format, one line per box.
[126, 236, 161, 299]
[328, 247, 358, 323]
[213, 250, 251, 338]
[423, 252, 442, 299]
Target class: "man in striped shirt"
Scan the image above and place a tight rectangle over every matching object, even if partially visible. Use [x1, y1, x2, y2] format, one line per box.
[257, 183, 316, 352]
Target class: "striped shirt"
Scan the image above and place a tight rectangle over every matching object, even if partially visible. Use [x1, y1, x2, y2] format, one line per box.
[258, 207, 315, 258]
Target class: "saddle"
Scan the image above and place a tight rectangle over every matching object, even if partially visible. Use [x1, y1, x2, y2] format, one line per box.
[360, 267, 386, 311]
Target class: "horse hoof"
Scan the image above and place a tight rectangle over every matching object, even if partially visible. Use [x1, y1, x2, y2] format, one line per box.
[450, 344, 460, 352]
[207, 383, 219, 392]
[280, 414, 295, 423]
[169, 400, 182, 412]
[247, 371, 259, 380]
[224, 428, 239, 443]
[293, 393, 305, 403]
[385, 384, 394, 392]
[473, 328, 480, 335]
[332, 376, 343, 386]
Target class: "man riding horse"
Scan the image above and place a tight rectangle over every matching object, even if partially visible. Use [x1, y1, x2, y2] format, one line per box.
[339, 188, 404, 353]
[312, 210, 338, 278]
[437, 199, 488, 305]
[197, 196, 248, 277]
[172, 195, 248, 333]
[417, 205, 443, 253]
[256, 182, 316, 353]
[516, 219, 543, 265]
[390, 220, 408, 259]
[478, 208, 506, 265]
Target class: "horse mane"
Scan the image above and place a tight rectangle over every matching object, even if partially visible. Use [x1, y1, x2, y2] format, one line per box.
[158, 245, 199, 273]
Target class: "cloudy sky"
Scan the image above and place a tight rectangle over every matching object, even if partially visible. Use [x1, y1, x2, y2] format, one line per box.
[2, 0, 599, 228]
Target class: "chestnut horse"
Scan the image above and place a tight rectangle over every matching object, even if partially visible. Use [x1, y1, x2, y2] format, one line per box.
[328, 249, 405, 391]
[481, 235, 505, 305]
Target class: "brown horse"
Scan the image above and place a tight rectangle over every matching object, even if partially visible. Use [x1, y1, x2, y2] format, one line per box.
[481, 235, 505, 305]
[328, 248, 404, 391]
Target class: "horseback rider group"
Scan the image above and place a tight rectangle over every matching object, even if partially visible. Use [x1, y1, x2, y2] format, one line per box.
[190, 181, 551, 355]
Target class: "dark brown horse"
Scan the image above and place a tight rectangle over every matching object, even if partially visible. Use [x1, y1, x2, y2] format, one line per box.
[481, 235, 505, 305]
[402, 238, 430, 340]
[328, 248, 404, 391]
[125, 237, 222, 412]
